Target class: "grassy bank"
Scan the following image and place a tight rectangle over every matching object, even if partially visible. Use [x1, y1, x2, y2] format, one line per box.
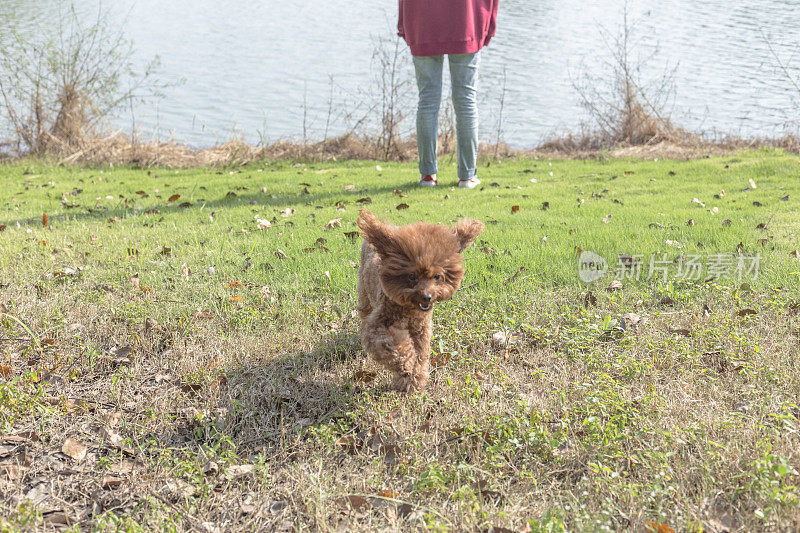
[0, 150, 799, 531]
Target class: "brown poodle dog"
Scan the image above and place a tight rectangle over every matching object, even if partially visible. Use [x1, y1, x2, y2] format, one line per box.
[356, 209, 484, 392]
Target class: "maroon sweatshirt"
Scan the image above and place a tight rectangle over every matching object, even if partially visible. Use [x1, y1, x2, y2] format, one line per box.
[398, 0, 499, 57]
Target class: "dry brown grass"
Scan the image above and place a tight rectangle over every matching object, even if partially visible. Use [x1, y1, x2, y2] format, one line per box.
[0, 133, 528, 169]
[5, 127, 799, 169]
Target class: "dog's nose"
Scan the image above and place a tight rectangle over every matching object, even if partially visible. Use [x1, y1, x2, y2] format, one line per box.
[421, 294, 432, 303]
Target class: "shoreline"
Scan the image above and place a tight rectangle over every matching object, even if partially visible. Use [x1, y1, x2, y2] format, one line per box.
[2, 131, 800, 168]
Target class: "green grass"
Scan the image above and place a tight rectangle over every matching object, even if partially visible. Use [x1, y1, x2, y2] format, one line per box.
[0, 150, 798, 531]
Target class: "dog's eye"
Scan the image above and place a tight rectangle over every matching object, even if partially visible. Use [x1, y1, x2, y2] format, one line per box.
[408, 274, 417, 282]
[434, 274, 442, 281]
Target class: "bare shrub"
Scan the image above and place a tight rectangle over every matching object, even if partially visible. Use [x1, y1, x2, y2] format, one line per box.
[0, 2, 163, 156]
[373, 37, 415, 160]
[571, 4, 690, 148]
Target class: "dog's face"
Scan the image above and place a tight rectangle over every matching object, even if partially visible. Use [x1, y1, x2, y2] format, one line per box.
[358, 210, 484, 312]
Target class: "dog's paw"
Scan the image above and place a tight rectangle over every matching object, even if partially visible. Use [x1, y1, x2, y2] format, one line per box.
[391, 371, 429, 394]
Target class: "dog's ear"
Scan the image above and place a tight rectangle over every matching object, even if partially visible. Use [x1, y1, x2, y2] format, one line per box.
[357, 209, 399, 258]
[452, 218, 484, 252]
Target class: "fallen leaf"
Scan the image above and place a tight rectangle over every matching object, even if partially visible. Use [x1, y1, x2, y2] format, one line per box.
[606, 280, 623, 291]
[645, 523, 675, 533]
[336, 495, 371, 511]
[41, 511, 69, 526]
[335, 435, 357, 451]
[354, 370, 377, 383]
[356, 197, 372, 204]
[393, 189, 404, 197]
[274, 249, 287, 259]
[129, 274, 140, 290]
[396, 203, 409, 210]
[325, 218, 342, 229]
[102, 475, 125, 489]
[702, 303, 714, 316]
[344, 231, 359, 239]
[789, 303, 799, 317]
[111, 346, 133, 366]
[230, 295, 243, 303]
[736, 309, 757, 317]
[378, 489, 400, 499]
[0, 225, 6, 232]
[61, 438, 87, 462]
[0, 464, 22, 481]
[192, 310, 215, 320]
[780, 195, 789, 201]
[618, 254, 638, 268]
[621, 313, 641, 330]
[228, 281, 244, 288]
[0, 365, 11, 378]
[181, 262, 191, 278]
[42, 213, 49, 227]
[168, 194, 180, 202]
[541, 201, 549, 210]
[16, 430, 40, 442]
[491, 331, 507, 348]
[602, 214, 612, 224]
[161, 246, 171, 256]
[180, 383, 202, 395]
[345, 184, 356, 191]
[511, 205, 519, 213]
[224, 464, 254, 479]
[584, 291, 597, 308]
[431, 352, 452, 367]
[280, 208, 295, 217]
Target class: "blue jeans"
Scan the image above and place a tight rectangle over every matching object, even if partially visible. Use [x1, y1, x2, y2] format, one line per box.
[412, 52, 480, 180]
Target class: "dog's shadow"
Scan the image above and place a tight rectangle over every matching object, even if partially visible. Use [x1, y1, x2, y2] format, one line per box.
[215, 331, 378, 453]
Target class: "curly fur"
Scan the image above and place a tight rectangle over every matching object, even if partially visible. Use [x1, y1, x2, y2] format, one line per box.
[356, 209, 484, 392]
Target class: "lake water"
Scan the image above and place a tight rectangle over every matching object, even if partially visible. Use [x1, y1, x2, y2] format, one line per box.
[2, 0, 800, 148]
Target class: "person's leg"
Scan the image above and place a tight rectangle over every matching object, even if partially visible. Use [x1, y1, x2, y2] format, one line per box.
[412, 54, 444, 183]
[448, 52, 480, 185]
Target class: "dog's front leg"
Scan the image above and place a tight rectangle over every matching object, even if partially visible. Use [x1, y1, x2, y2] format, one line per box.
[386, 326, 424, 393]
[361, 321, 422, 393]
[408, 327, 431, 392]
